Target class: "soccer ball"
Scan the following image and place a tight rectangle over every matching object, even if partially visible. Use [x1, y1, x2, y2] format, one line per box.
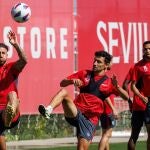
[11, 3, 31, 23]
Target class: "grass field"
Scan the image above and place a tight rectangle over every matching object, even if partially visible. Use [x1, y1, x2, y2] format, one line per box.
[29, 141, 146, 150]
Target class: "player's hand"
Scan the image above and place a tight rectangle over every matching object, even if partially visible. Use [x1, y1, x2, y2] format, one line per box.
[7, 30, 18, 45]
[111, 74, 119, 88]
[112, 109, 119, 120]
[141, 96, 148, 104]
[72, 79, 83, 87]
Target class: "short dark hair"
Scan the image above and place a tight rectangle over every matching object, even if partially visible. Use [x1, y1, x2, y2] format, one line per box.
[143, 41, 150, 47]
[0, 43, 8, 51]
[94, 50, 113, 64]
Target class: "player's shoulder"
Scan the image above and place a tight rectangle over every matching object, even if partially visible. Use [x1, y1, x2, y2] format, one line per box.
[77, 69, 92, 75]
[129, 65, 135, 70]
[103, 75, 111, 84]
[135, 59, 145, 66]
[5, 61, 16, 68]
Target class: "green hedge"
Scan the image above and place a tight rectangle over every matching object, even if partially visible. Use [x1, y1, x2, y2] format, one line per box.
[6, 111, 132, 141]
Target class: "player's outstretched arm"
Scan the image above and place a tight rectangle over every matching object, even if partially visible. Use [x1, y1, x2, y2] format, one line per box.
[111, 74, 129, 100]
[7, 30, 27, 71]
[131, 81, 148, 104]
[60, 78, 83, 87]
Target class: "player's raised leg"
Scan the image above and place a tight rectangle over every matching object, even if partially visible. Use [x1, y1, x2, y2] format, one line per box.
[3, 91, 19, 127]
[38, 88, 77, 119]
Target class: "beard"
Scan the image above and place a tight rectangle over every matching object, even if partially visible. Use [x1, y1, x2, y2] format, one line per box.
[143, 54, 150, 61]
[0, 60, 6, 66]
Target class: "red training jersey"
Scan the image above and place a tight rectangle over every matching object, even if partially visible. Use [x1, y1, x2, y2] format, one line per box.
[124, 66, 134, 82]
[132, 60, 150, 110]
[67, 70, 118, 125]
[0, 62, 21, 110]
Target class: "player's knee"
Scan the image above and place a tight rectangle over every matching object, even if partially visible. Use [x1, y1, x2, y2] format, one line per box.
[106, 132, 112, 139]
[148, 133, 150, 139]
[7, 91, 18, 103]
[59, 88, 69, 97]
[104, 129, 112, 139]
[7, 91, 17, 97]
[108, 131, 112, 137]
[129, 136, 137, 144]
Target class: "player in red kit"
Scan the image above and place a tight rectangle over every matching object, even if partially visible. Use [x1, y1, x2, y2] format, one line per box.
[38, 51, 129, 150]
[128, 41, 150, 150]
[98, 94, 118, 150]
[98, 62, 118, 150]
[122, 66, 134, 112]
[0, 30, 27, 150]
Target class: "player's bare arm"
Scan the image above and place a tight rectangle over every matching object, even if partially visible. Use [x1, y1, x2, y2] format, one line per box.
[131, 80, 148, 104]
[122, 79, 131, 92]
[60, 78, 83, 87]
[105, 97, 118, 119]
[7, 30, 27, 71]
[111, 74, 129, 100]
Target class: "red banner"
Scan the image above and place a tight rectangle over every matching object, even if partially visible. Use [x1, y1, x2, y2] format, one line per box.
[77, 0, 150, 84]
[1, 0, 150, 114]
[0, 0, 74, 114]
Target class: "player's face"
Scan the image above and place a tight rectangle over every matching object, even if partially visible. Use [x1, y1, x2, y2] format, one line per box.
[143, 43, 150, 60]
[93, 56, 107, 73]
[0, 47, 8, 65]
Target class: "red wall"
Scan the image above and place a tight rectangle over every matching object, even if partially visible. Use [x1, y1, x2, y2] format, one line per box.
[1, 0, 150, 114]
[0, 0, 74, 114]
[77, 0, 150, 84]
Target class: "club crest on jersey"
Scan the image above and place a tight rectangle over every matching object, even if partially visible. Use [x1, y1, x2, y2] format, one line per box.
[143, 66, 148, 72]
[101, 83, 108, 87]
[85, 74, 91, 83]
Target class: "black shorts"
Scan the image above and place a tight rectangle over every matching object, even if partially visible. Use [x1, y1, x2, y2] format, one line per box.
[100, 113, 116, 129]
[131, 110, 150, 129]
[0, 110, 20, 135]
[65, 110, 96, 141]
[145, 101, 150, 123]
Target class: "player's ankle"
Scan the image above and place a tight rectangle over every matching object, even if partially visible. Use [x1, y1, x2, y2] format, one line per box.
[46, 105, 53, 114]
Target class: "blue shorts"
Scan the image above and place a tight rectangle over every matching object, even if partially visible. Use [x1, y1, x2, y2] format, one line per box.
[0, 110, 19, 135]
[100, 114, 116, 129]
[65, 110, 96, 141]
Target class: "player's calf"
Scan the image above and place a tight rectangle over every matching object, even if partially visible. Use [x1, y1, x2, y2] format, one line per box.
[4, 104, 15, 127]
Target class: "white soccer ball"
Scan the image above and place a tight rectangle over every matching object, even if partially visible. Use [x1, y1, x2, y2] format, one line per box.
[11, 3, 31, 23]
